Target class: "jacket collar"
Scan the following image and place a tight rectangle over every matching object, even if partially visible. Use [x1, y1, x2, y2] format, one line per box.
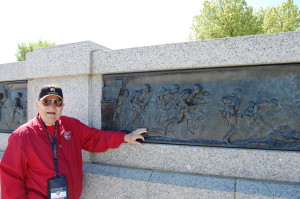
[33, 114, 65, 135]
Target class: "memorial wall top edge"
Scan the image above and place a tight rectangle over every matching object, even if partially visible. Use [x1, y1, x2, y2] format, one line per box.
[33, 40, 110, 52]
[0, 62, 27, 81]
[92, 31, 300, 74]
[0, 32, 299, 78]
[24, 41, 111, 79]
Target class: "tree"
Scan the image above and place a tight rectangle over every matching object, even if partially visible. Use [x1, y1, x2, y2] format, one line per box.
[15, 40, 56, 61]
[262, 0, 300, 33]
[189, 0, 262, 40]
[189, 0, 300, 41]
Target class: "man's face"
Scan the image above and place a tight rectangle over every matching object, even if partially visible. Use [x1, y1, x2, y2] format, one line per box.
[194, 88, 201, 94]
[36, 95, 64, 125]
[172, 88, 179, 93]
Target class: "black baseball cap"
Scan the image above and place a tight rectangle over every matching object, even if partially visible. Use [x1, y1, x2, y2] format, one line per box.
[39, 85, 63, 100]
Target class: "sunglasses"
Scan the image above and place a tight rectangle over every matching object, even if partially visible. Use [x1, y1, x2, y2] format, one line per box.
[42, 99, 63, 107]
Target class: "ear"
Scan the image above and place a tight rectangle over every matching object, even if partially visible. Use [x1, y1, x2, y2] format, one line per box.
[35, 100, 39, 108]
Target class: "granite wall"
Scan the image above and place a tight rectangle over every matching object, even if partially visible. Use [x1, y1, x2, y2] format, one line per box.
[0, 32, 300, 198]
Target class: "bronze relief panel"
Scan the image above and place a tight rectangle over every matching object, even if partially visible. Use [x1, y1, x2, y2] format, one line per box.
[0, 81, 27, 133]
[102, 64, 300, 151]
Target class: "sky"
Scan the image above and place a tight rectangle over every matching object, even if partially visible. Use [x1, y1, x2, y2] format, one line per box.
[0, 0, 299, 64]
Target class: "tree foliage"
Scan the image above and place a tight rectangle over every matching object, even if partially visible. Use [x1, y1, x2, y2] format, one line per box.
[15, 40, 56, 61]
[262, 0, 300, 33]
[189, 0, 300, 40]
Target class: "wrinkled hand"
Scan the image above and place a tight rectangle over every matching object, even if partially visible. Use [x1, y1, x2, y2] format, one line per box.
[124, 128, 147, 145]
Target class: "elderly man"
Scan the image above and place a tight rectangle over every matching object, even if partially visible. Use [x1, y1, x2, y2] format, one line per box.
[0, 85, 147, 199]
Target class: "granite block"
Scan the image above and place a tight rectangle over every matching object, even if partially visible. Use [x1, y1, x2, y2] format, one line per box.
[0, 133, 10, 151]
[90, 75, 103, 129]
[82, 163, 300, 199]
[0, 62, 27, 81]
[82, 163, 235, 199]
[82, 164, 150, 199]
[82, 173, 149, 199]
[92, 32, 300, 74]
[82, 150, 92, 163]
[236, 179, 300, 199]
[26, 41, 109, 79]
[92, 144, 300, 183]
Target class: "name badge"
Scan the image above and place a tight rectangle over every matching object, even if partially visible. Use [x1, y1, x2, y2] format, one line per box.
[48, 175, 68, 199]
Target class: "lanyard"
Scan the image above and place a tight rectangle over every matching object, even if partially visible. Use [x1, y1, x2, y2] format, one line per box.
[44, 121, 60, 176]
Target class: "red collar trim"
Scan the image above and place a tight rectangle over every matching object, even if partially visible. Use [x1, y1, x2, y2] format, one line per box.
[33, 114, 64, 135]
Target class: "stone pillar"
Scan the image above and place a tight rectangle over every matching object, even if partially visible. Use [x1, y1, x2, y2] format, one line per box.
[25, 41, 109, 126]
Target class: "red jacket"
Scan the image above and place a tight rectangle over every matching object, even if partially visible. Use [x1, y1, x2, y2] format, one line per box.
[0, 115, 125, 199]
